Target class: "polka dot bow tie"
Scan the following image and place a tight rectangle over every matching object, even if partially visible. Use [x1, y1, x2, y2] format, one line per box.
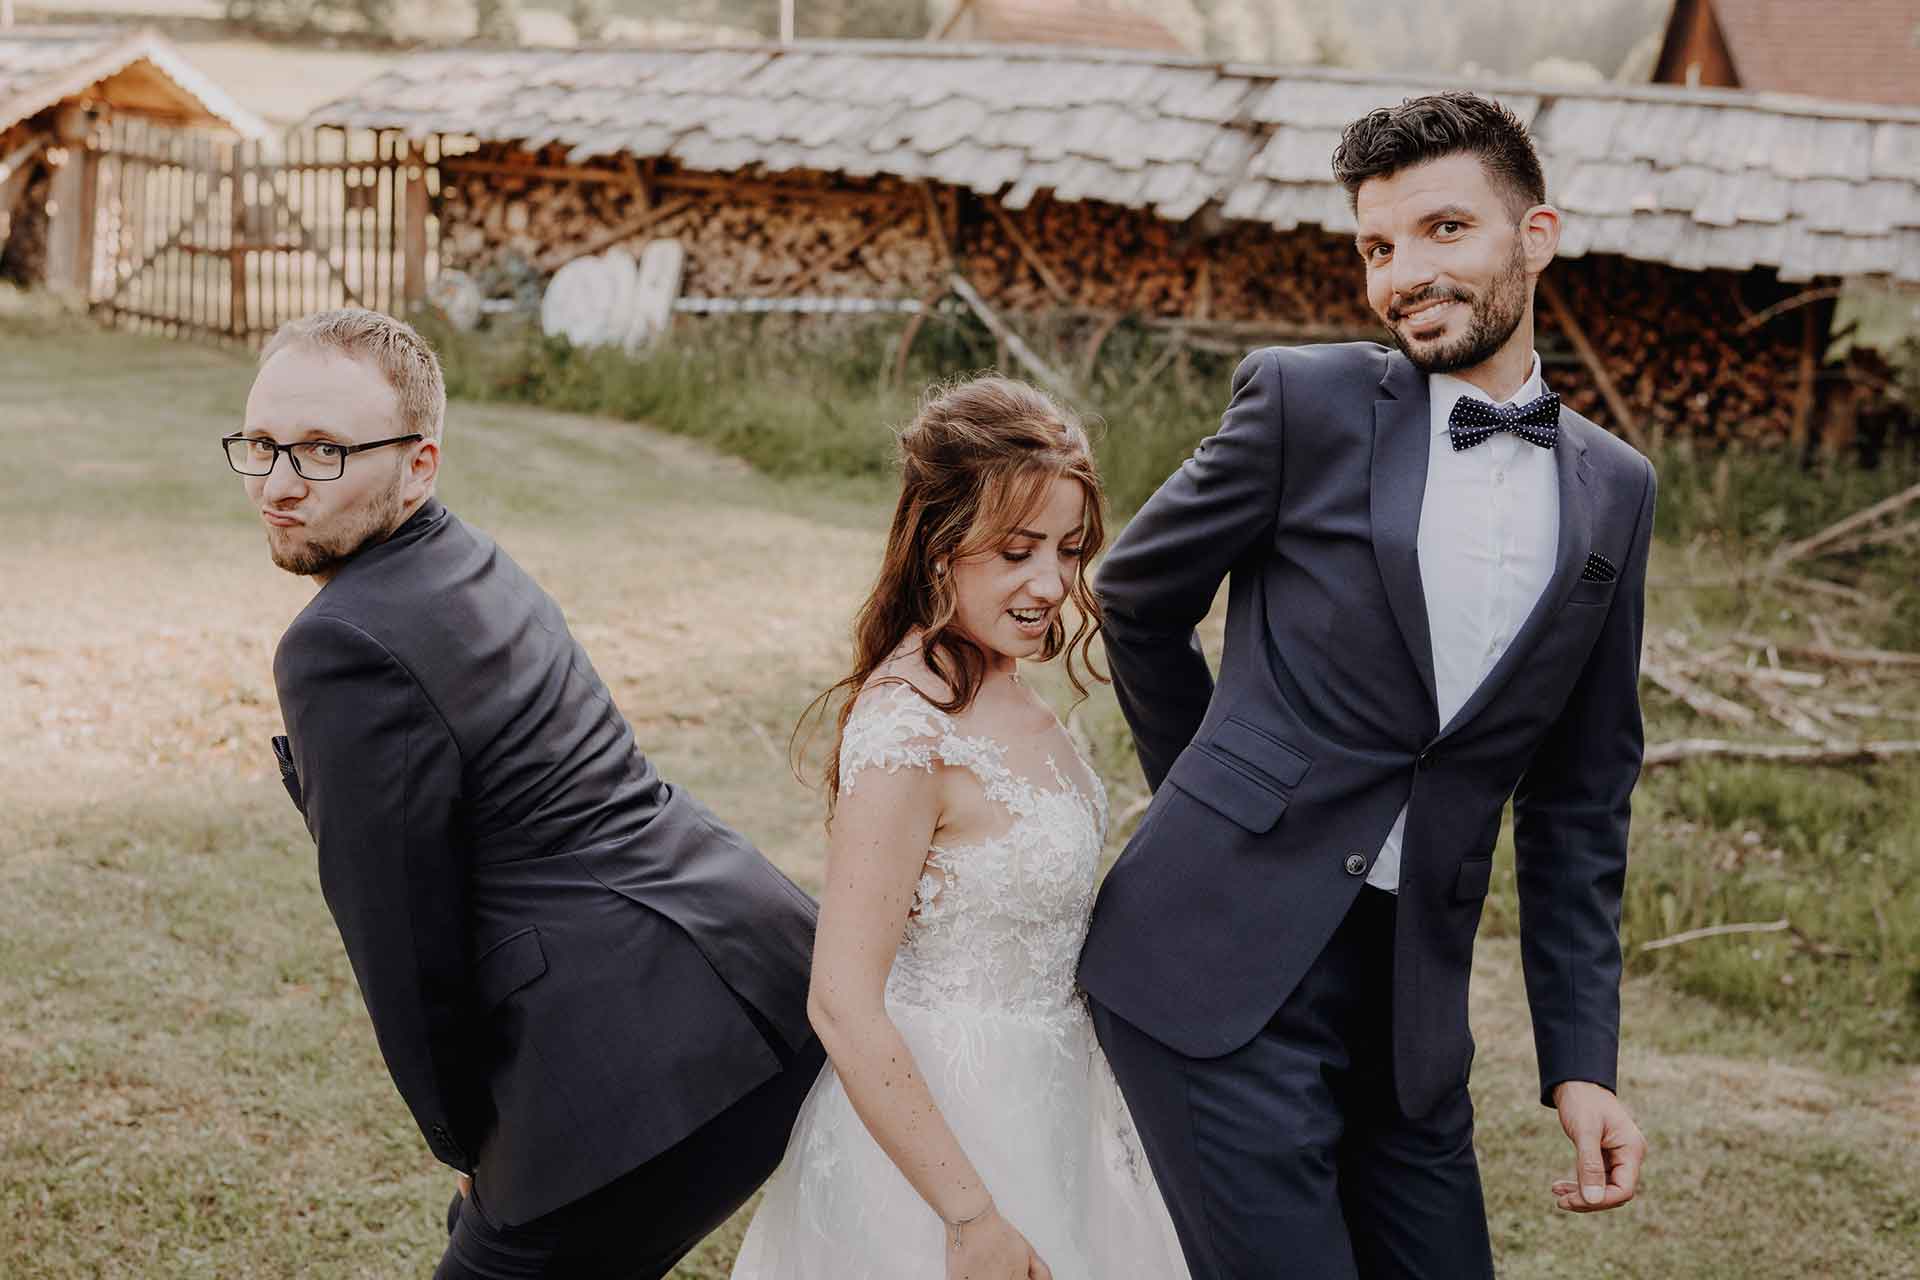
[1447, 391, 1561, 452]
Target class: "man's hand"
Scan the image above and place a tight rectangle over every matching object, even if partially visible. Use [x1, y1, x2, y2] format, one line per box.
[456, 1173, 472, 1200]
[1551, 1080, 1646, 1212]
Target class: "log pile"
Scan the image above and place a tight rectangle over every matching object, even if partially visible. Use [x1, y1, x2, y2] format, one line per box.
[1536, 253, 1825, 449]
[436, 143, 1861, 451]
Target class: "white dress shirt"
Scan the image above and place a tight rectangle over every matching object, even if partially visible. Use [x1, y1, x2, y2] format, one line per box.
[1367, 352, 1559, 892]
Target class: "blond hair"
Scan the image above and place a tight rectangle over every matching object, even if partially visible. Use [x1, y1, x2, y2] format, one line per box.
[261, 308, 448, 443]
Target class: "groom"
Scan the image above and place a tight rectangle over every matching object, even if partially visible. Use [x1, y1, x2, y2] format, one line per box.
[1081, 93, 1651, 1277]
[234, 308, 823, 1278]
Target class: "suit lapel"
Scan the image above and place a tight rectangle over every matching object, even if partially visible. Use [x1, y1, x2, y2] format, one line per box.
[1371, 352, 1439, 728]
[1436, 410, 1594, 743]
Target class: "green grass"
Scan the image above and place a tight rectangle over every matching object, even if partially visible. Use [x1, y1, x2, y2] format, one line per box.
[4, 296, 1917, 1275]
[418, 309, 1236, 517]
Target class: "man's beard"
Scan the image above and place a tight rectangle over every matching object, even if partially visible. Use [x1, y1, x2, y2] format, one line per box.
[1387, 238, 1529, 376]
[266, 466, 406, 578]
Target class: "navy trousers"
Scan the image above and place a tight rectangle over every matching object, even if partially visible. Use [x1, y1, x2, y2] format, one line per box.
[433, 1031, 825, 1280]
[1091, 887, 1494, 1280]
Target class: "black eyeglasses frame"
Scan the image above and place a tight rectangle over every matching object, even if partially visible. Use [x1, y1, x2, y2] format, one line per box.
[221, 433, 425, 481]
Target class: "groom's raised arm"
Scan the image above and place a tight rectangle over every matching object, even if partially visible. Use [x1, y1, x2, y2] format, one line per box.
[1512, 458, 1657, 1107]
[1096, 346, 1286, 790]
[274, 614, 481, 1172]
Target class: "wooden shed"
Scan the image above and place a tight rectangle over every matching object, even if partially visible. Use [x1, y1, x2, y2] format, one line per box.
[310, 40, 1920, 453]
[1, 26, 266, 295]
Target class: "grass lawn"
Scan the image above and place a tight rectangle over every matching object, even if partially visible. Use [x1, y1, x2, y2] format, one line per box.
[2, 306, 1916, 1277]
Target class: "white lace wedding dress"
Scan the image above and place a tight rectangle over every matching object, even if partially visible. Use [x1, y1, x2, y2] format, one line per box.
[730, 683, 1189, 1280]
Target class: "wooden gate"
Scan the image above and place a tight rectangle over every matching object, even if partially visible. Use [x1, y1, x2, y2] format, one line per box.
[83, 120, 443, 343]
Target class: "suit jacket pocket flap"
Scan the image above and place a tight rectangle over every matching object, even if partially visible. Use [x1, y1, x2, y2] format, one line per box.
[1453, 857, 1494, 902]
[1210, 717, 1312, 789]
[1167, 747, 1289, 834]
[474, 927, 547, 1007]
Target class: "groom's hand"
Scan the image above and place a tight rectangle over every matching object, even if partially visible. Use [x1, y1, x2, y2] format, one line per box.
[1551, 1081, 1645, 1213]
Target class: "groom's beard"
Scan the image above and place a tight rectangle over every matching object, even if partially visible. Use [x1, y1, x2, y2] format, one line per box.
[265, 466, 406, 579]
[1386, 238, 1529, 376]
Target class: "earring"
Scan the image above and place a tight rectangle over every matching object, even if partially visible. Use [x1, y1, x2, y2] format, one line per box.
[933, 560, 948, 576]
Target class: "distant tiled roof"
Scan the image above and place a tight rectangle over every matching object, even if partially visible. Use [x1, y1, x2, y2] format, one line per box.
[1713, 0, 1920, 110]
[0, 26, 267, 137]
[933, 0, 1188, 54]
[310, 40, 1920, 284]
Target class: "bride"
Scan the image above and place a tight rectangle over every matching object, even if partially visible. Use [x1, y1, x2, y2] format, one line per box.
[730, 377, 1189, 1280]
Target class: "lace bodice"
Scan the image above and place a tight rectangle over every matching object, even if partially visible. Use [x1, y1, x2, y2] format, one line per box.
[839, 682, 1109, 1025]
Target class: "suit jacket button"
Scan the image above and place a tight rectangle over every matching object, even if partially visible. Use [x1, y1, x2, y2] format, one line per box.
[1344, 853, 1367, 876]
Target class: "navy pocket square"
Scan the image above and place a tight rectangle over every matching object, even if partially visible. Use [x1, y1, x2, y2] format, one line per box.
[1580, 552, 1619, 584]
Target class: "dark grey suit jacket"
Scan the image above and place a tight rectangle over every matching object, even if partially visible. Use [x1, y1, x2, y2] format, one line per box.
[271, 498, 817, 1226]
[1079, 343, 1655, 1118]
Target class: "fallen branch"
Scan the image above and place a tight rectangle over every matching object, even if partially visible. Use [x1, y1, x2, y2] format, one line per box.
[1642, 656, 1757, 724]
[1734, 285, 1848, 335]
[1643, 738, 1920, 767]
[1771, 480, 1920, 569]
[1640, 919, 1790, 952]
[1648, 570, 1875, 607]
[1730, 636, 1920, 669]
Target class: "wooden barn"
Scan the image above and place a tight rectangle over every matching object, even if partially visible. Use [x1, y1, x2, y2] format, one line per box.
[308, 40, 1920, 453]
[0, 26, 266, 296]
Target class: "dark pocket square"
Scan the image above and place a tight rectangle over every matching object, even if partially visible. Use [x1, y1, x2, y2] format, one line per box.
[271, 735, 303, 810]
[1580, 552, 1619, 583]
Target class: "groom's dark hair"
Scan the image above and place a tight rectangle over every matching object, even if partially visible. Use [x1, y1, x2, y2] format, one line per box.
[1331, 91, 1545, 219]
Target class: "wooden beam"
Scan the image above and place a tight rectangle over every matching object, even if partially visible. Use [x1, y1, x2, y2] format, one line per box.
[1789, 303, 1817, 450]
[984, 199, 1072, 306]
[1539, 273, 1647, 451]
[439, 156, 916, 208]
[949, 273, 1079, 403]
[917, 180, 952, 270]
[534, 197, 696, 273]
[782, 216, 895, 296]
[892, 283, 950, 386]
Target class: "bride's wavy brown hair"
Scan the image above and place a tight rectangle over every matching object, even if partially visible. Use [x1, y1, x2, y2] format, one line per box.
[797, 374, 1109, 824]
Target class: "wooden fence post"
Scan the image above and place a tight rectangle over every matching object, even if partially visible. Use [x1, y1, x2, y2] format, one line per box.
[404, 143, 429, 309]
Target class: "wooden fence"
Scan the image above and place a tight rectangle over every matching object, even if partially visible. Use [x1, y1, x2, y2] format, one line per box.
[66, 120, 441, 344]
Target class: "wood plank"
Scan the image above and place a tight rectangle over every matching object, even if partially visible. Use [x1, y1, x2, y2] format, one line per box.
[949, 273, 1079, 403]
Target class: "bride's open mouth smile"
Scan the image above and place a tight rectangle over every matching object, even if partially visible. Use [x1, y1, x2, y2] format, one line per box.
[1007, 606, 1051, 636]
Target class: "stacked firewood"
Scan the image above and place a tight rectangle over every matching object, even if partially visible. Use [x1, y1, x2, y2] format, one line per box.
[1539, 254, 1814, 447]
[437, 143, 1832, 450]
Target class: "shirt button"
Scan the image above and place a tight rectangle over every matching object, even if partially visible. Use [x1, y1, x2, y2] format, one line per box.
[1493, 471, 1506, 486]
[1344, 853, 1367, 876]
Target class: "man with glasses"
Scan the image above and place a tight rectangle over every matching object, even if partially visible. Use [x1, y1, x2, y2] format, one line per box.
[234, 308, 823, 1278]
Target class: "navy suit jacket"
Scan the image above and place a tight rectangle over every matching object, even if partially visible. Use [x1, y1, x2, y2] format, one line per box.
[271, 499, 817, 1225]
[1079, 343, 1655, 1118]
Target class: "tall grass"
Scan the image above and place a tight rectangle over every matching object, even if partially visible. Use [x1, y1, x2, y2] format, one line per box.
[418, 310, 1233, 514]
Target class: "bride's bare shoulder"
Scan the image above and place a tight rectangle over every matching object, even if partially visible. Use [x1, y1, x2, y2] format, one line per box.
[856, 635, 960, 716]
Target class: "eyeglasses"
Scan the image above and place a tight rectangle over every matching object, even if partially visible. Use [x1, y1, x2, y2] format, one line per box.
[222, 433, 423, 481]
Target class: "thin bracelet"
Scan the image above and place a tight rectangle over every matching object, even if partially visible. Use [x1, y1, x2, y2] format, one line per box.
[945, 1199, 993, 1249]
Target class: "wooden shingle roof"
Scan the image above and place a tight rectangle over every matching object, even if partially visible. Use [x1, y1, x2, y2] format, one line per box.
[310, 39, 1920, 284]
[0, 27, 267, 137]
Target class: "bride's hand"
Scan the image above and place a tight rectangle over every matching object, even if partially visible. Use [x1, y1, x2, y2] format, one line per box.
[945, 1204, 1051, 1280]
